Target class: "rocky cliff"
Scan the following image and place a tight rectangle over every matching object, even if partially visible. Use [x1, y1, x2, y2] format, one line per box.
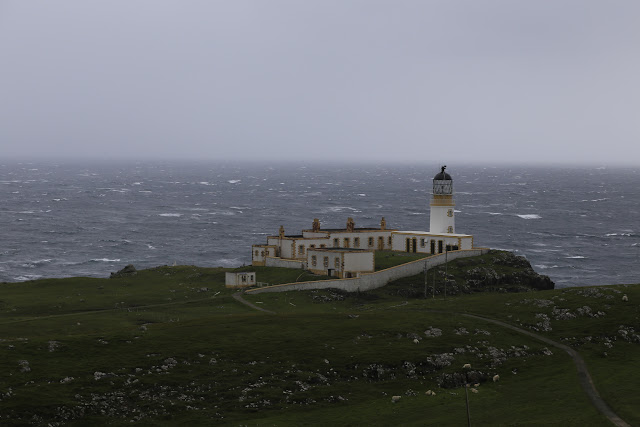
[381, 250, 554, 298]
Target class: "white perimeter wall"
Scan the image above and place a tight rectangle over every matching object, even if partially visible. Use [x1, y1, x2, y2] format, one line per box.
[247, 249, 489, 294]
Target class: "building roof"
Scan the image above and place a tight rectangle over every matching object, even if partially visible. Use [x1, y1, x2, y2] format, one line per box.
[395, 231, 472, 237]
[323, 228, 389, 232]
[434, 165, 452, 180]
[308, 247, 372, 252]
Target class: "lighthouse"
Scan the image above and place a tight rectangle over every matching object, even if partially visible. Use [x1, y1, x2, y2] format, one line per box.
[429, 165, 456, 234]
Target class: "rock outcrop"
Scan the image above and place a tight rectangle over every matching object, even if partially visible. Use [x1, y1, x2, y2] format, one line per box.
[110, 264, 137, 279]
[462, 250, 554, 291]
[382, 250, 554, 298]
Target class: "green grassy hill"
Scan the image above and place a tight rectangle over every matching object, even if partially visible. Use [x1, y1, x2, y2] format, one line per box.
[0, 254, 637, 426]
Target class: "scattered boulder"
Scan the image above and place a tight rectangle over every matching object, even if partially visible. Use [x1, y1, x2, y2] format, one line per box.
[437, 370, 489, 389]
[110, 264, 137, 279]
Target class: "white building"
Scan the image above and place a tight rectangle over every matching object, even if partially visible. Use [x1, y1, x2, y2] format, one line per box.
[307, 247, 375, 278]
[251, 166, 474, 273]
[225, 272, 256, 288]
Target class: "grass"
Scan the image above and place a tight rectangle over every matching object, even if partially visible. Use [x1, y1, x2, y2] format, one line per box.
[0, 254, 637, 426]
[374, 250, 429, 271]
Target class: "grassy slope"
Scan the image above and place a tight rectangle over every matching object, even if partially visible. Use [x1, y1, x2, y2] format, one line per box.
[0, 259, 636, 426]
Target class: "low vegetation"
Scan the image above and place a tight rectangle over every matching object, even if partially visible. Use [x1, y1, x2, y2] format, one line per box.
[0, 252, 637, 426]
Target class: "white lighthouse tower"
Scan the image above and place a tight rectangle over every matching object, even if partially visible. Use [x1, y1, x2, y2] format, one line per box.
[429, 165, 456, 234]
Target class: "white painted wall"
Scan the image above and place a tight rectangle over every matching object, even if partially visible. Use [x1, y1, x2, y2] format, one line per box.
[225, 272, 256, 286]
[302, 231, 329, 238]
[344, 251, 374, 272]
[251, 245, 277, 264]
[429, 205, 455, 234]
[292, 238, 332, 259]
[265, 257, 306, 269]
[325, 231, 393, 250]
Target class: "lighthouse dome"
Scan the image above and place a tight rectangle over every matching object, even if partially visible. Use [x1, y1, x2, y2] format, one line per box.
[432, 166, 453, 195]
[433, 165, 452, 181]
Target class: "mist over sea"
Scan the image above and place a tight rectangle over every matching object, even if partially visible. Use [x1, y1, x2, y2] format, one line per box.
[1, 161, 638, 288]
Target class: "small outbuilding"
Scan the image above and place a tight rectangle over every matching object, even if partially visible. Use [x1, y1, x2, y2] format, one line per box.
[225, 272, 256, 288]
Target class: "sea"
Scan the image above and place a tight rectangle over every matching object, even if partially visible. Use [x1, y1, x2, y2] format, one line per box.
[1, 161, 638, 288]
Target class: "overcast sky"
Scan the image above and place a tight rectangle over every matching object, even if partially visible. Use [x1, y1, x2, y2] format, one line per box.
[1, 1, 639, 165]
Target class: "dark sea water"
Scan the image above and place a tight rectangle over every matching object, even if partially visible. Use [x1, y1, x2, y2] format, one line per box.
[1, 161, 638, 288]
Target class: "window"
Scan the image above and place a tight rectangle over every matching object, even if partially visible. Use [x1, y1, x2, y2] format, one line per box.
[447, 209, 454, 217]
[344, 238, 350, 248]
[333, 238, 339, 247]
[255, 250, 259, 257]
[447, 226, 454, 233]
[354, 237, 360, 248]
[320, 244, 326, 248]
[420, 238, 425, 247]
[334, 257, 340, 269]
[298, 245, 305, 255]
[311, 255, 317, 267]
[388, 236, 392, 245]
[438, 240, 443, 254]
[323, 256, 329, 267]
[368, 237, 374, 247]
[310, 244, 315, 249]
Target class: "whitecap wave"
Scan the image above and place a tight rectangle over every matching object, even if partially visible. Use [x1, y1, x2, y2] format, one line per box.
[228, 180, 241, 184]
[565, 256, 586, 259]
[14, 274, 43, 281]
[517, 214, 541, 219]
[21, 259, 52, 268]
[90, 258, 121, 262]
[581, 198, 609, 202]
[159, 213, 182, 217]
[325, 206, 362, 213]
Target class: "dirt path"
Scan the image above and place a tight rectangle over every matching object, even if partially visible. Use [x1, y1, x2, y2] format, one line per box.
[459, 312, 630, 427]
[232, 292, 276, 314]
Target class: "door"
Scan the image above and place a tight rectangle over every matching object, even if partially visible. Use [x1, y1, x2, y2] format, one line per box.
[412, 238, 417, 253]
[378, 237, 384, 250]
